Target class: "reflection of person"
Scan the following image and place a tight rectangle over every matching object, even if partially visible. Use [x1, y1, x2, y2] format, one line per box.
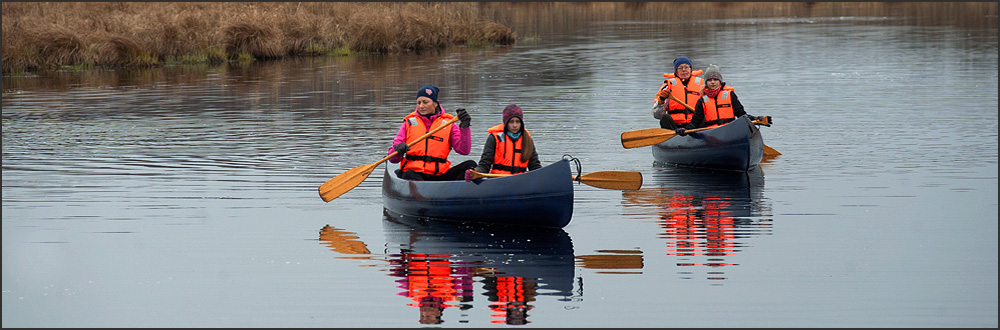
[651, 56, 705, 129]
[466, 104, 540, 180]
[418, 296, 445, 324]
[484, 275, 536, 325]
[388, 84, 477, 181]
[389, 250, 475, 325]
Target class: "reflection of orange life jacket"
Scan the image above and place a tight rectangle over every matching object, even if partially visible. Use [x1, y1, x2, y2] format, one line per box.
[486, 124, 531, 175]
[488, 276, 529, 324]
[400, 112, 455, 176]
[399, 253, 458, 306]
[702, 86, 736, 128]
[656, 70, 705, 124]
[660, 193, 738, 257]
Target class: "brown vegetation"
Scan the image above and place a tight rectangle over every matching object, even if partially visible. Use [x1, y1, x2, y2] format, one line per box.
[3, 2, 995, 75]
[1, 2, 516, 74]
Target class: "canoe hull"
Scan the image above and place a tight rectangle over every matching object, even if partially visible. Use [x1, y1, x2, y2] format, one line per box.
[652, 115, 764, 172]
[382, 159, 574, 228]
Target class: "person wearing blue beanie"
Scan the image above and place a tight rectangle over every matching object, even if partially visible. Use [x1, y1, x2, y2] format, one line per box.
[651, 56, 706, 130]
[673, 57, 693, 72]
[386, 84, 476, 181]
[416, 84, 439, 105]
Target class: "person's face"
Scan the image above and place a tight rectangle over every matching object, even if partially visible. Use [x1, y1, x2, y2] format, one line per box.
[416, 96, 437, 115]
[675, 64, 692, 80]
[506, 117, 522, 134]
[706, 78, 721, 89]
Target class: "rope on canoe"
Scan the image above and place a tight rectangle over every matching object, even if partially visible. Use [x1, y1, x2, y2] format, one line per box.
[562, 154, 582, 183]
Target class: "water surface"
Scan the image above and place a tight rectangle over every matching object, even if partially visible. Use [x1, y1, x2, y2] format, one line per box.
[3, 15, 997, 328]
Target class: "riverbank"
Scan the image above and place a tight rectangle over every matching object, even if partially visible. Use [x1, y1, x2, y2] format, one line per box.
[3, 2, 996, 75]
[1, 2, 516, 74]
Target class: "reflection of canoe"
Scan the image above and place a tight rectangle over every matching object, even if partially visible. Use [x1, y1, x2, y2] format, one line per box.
[382, 209, 576, 298]
[382, 158, 574, 228]
[652, 115, 764, 172]
[622, 166, 766, 219]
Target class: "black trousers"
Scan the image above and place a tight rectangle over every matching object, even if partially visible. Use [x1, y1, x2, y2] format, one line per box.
[397, 160, 477, 181]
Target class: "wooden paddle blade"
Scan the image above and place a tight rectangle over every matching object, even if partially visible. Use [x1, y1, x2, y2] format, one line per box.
[764, 144, 782, 156]
[621, 128, 675, 149]
[318, 162, 379, 202]
[576, 171, 643, 190]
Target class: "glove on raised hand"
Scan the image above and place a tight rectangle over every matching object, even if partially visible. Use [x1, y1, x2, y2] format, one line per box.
[455, 108, 471, 128]
[393, 142, 409, 155]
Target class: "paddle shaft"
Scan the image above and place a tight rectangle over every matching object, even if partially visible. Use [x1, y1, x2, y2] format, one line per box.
[470, 170, 642, 190]
[319, 116, 461, 202]
[386, 116, 462, 164]
[666, 89, 780, 155]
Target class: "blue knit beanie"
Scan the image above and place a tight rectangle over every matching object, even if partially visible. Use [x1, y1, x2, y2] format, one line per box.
[416, 84, 439, 104]
[673, 57, 693, 72]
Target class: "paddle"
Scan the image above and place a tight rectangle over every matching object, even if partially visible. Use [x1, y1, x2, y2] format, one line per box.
[318, 116, 461, 202]
[469, 170, 643, 190]
[654, 92, 781, 155]
[621, 118, 773, 149]
[621, 126, 710, 149]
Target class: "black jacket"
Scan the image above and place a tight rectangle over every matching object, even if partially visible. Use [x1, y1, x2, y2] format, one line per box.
[474, 132, 541, 173]
[685, 83, 747, 129]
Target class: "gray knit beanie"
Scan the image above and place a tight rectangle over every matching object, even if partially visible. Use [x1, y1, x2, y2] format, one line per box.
[704, 64, 723, 81]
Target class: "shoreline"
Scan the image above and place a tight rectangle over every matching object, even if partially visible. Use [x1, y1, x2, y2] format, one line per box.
[3, 2, 996, 75]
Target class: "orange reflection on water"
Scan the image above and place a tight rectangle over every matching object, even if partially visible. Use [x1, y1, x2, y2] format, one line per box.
[575, 249, 644, 274]
[388, 251, 477, 324]
[622, 169, 772, 282]
[318, 225, 371, 259]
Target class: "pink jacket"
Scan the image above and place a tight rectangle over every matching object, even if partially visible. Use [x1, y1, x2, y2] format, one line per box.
[387, 106, 471, 164]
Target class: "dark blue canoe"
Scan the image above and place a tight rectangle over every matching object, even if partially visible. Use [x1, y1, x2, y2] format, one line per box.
[652, 115, 764, 172]
[381, 158, 574, 228]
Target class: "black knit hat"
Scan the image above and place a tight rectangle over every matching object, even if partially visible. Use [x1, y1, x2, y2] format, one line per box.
[416, 84, 439, 104]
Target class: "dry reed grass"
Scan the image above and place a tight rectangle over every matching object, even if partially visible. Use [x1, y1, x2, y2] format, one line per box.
[1, 2, 515, 74]
[2, 2, 995, 75]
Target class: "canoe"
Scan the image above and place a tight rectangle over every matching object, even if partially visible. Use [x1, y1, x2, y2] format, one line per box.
[381, 158, 574, 228]
[652, 115, 764, 171]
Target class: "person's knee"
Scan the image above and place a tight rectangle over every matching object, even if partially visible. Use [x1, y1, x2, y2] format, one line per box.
[399, 170, 423, 180]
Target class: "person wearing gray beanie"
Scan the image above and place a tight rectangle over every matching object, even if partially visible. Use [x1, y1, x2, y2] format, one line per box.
[673, 64, 771, 136]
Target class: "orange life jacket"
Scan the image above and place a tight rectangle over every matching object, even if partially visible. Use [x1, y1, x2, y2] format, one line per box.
[486, 124, 531, 175]
[655, 70, 705, 124]
[702, 86, 736, 128]
[400, 112, 455, 176]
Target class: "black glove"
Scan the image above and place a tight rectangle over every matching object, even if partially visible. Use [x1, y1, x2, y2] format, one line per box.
[455, 108, 471, 128]
[674, 128, 686, 136]
[754, 115, 772, 127]
[393, 142, 409, 155]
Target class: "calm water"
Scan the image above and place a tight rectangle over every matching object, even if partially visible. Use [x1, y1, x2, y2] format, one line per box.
[3, 16, 997, 328]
